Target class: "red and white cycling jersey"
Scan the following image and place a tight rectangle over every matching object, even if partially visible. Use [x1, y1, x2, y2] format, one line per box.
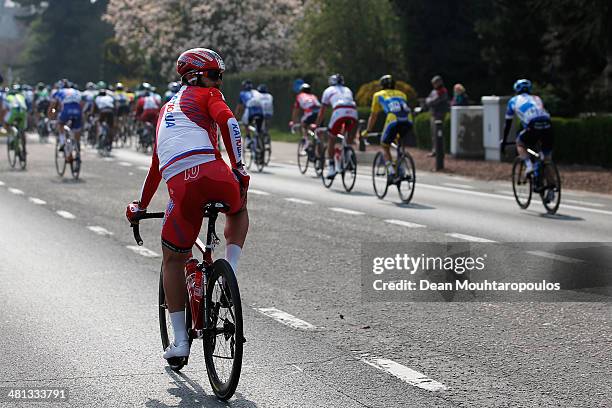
[294, 92, 321, 120]
[321, 85, 356, 109]
[138, 85, 242, 209]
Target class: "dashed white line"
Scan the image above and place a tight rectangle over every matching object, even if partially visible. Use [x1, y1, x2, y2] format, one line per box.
[352, 352, 447, 392]
[249, 189, 271, 196]
[28, 197, 47, 205]
[8, 188, 24, 195]
[384, 219, 426, 228]
[446, 233, 496, 243]
[56, 210, 76, 219]
[137, 166, 149, 171]
[87, 226, 114, 236]
[0, 181, 5, 186]
[118, 161, 133, 167]
[284, 197, 313, 205]
[103, 157, 115, 162]
[126, 245, 160, 258]
[329, 207, 364, 215]
[256, 307, 317, 330]
[442, 183, 474, 190]
[526, 250, 585, 264]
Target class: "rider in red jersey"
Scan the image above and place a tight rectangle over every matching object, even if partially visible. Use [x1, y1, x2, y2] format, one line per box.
[126, 48, 250, 361]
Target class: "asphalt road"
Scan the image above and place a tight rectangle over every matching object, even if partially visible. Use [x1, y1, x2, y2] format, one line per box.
[0, 135, 610, 407]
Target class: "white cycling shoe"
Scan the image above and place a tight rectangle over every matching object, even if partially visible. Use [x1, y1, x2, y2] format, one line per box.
[163, 341, 190, 360]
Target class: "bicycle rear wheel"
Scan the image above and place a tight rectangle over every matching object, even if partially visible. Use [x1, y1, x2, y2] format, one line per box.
[70, 143, 81, 180]
[203, 259, 243, 401]
[372, 152, 388, 199]
[6, 131, 17, 168]
[255, 135, 265, 173]
[341, 146, 357, 192]
[541, 161, 561, 214]
[54, 140, 67, 176]
[244, 136, 254, 170]
[264, 133, 271, 166]
[297, 138, 309, 174]
[512, 157, 532, 209]
[397, 153, 416, 203]
[158, 266, 192, 372]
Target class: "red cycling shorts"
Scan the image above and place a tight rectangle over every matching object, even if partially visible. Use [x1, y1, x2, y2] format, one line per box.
[161, 160, 243, 253]
[140, 109, 159, 125]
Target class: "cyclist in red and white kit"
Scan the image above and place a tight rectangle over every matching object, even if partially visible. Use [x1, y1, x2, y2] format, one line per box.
[125, 48, 250, 361]
[289, 83, 321, 138]
[316, 74, 358, 178]
[136, 83, 162, 125]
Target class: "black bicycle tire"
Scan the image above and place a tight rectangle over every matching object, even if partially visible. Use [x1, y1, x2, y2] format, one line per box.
[512, 157, 532, 209]
[341, 146, 357, 192]
[320, 147, 334, 188]
[255, 135, 265, 172]
[7, 132, 17, 168]
[18, 131, 27, 170]
[372, 152, 388, 199]
[244, 136, 253, 170]
[297, 138, 309, 174]
[70, 144, 81, 180]
[313, 140, 324, 177]
[541, 161, 562, 214]
[397, 153, 416, 203]
[203, 259, 243, 401]
[54, 140, 67, 177]
[158, 266, 192, 372]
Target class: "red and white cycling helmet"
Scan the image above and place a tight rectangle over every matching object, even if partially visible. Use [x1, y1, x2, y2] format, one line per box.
[176, 48, 226, 82]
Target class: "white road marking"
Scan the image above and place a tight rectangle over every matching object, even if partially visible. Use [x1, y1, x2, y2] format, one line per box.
[495, 190, 515, 196]
[137, 166, 149, 171]
[353, 352, 447, 392]
[446, 233, 496, 243]
[442, 183, 474, 190]
[562, 199, 604, 208]
[56, 210, 76, 219]
[28, 197, 46, 205]
[256, 307, 316, 330]
[8, 188, 24, 195]
[249, 189, 270, 196]
[422, 182, 612, 216]
[128, 172, 134, 176]
[385, 219, 426, 228]
[87, 226, 114, 236]
[126, 245, 160, 258]
[0, 181, 5, 186]
[284, 197, 313, 205]
[526, 250, 585, 264]
[118, 161, 132, 167]
[329, 207, 364, 215]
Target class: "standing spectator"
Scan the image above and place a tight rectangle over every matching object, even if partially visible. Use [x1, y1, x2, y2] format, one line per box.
[425, 75, 450, 156]
[452, 83, 469, 106]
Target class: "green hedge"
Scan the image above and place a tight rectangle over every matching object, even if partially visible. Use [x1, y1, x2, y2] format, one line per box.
[413, 112, 451, 153]
[552, 116, 612, 167]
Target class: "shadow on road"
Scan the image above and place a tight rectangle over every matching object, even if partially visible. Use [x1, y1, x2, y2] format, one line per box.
[391, 202, 435, 210]
[144, 367, 258, 408]
[530, 212, 584, 222]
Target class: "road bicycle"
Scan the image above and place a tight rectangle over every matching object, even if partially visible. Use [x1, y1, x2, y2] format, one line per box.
[261, 121, 272, 166]
[36, 112, 51, 143]
[130, 201, 244, 401]
[55, 121, 81, 179]
[6, 124, 26, 170]
[292, 123, 325, 176]
[244, 119, 266, 172]
[136, 122, 154, 153]
[97, 119, 112, 157]
[507, 142, 561, 214]
[320, 128, 357, 192]
[367, 131, 416, 203]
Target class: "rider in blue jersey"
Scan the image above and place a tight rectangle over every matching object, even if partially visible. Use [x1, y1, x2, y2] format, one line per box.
[50, 79, 84, 150]
[501, 79, 553, 175]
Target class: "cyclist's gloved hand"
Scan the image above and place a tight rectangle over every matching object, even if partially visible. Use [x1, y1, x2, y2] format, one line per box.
[309, 123, 317, 131]
[288, 120, 294, 128]
[126, 200, 146, 224]
[232, 163, 250, 195]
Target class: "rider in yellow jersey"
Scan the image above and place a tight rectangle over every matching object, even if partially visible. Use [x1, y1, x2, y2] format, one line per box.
[363, 75, 413, 178]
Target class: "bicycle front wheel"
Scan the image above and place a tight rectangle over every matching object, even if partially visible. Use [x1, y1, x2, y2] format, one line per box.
[512, 157, 532, 209]
[203, 259, 243, 401]
[397, 153, 416, 203]
[54, 140, 67, 177]
[297, 138, 309, 174]
[541, 161, 561, 214]
[372, 152, 388, 199]
[341, 146, 357, 192]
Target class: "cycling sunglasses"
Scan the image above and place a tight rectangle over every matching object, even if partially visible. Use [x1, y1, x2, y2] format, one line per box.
[202, 70, 223, 81]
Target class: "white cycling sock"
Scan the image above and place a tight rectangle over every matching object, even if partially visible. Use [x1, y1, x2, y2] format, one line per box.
[225, 244, 242, 274]
[169, 311, 188, 346]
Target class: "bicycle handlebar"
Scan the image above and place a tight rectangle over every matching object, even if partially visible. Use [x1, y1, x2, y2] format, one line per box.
[130, 212, 164, 246]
